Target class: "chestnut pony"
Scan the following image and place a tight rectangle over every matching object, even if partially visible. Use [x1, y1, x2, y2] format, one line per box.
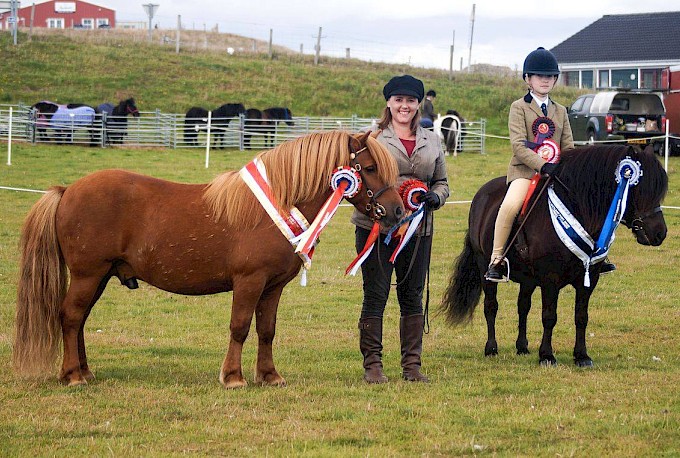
[14, 131, 404, 388]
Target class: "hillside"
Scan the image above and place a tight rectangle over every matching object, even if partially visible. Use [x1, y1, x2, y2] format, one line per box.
[0, 29, 586, 134]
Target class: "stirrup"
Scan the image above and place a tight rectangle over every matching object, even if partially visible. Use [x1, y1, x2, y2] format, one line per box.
[484, 257, 510, 283]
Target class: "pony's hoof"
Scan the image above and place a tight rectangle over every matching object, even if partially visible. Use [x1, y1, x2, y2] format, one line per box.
[81, 368, 96, 382]
[66, 378, 88, 387]
[575, 359, 594, 368]
[539, 357, 558, 367]
[221, 377, 248, 389]
[255, 372, 287, 387]
[517, 348, 530, 355]
[484, 342, 498, 356]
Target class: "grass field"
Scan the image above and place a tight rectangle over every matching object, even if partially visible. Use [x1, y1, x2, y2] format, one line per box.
[0, 139, 678, 456]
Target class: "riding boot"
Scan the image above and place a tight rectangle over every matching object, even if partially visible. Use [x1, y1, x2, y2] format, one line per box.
[358, 316, 388, 384]
[400, 314, 429, 382]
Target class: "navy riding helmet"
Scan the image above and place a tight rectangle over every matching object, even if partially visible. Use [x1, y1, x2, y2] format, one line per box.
[522, 47, 560, 77]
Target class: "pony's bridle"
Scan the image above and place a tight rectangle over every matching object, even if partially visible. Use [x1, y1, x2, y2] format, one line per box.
[621, 203, 663, 244]
[127, 104, 139, 116]
[350, 146, 390, 221]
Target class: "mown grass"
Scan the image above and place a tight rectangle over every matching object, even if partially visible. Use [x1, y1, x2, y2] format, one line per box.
[1, 29, 679, 456]
[0, 140, 678, 456]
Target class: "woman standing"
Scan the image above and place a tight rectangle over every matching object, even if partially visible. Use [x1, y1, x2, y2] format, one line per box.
[352, 75, 449, 383]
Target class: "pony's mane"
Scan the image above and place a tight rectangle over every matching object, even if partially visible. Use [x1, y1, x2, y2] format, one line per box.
[203, 131, 397, 228]
[556, 145, 667, 229]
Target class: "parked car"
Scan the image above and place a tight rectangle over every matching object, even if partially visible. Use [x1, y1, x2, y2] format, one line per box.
[567, 90, 666, 153]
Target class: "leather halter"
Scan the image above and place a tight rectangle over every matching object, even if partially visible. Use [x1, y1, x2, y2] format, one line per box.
[621, 203, 663, 243]
[350, 146, 390, 221]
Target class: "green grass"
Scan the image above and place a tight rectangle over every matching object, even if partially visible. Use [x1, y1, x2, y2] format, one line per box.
[0, 141, 678, 456]
[1, 30, 679, 456]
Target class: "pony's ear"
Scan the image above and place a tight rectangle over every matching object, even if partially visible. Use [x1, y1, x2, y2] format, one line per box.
[351, 130, 372, 149]
[370, 129, 382, 139]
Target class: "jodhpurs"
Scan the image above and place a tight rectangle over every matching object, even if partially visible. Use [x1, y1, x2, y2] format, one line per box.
[491, 178, 530, 261]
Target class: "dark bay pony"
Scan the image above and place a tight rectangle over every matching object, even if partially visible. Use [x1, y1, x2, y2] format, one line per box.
[96, 98, 140, 145]
[14, 131, 404, 388]
[184, 103, 246, 148]
[243, 107, 263, 150]
[441, 145, 667, 366]
[32, 101, 98, 145]
[262, 107, 294, 148]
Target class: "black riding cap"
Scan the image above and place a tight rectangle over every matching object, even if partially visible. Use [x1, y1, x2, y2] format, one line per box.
[383, 75, 425, 102]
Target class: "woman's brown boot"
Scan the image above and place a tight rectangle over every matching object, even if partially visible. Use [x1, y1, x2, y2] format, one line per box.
[400, 314, 429, 382]
[358, 316, 388, 384]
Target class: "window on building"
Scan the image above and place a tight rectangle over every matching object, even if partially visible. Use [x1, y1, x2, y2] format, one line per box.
[97, 18, 110, 28]
[611, 69, 638, 89]
[562, 71, 579, 87]
[82, 18, 94, 29]
[47, 18, 65, 29]
[599, 70, 609, 88]
[641, 69, 662, 90]
[581, 71, 594, 89]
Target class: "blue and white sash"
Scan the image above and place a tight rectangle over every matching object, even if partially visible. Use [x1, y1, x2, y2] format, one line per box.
[547, 157, 642, 287]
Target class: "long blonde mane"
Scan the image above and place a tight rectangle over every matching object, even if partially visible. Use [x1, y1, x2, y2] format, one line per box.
[204, 131, 397, 228]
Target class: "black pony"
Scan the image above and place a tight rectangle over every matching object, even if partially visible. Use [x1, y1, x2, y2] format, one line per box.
[184, 103, 246, 148]
[440, 109, 465, 154]
[32, 101, 98, 145]
[441, 145, 668, 367]
[261, 107, 294, 148]
[96, 98, 140, 145]
[243, 107, 263, 150]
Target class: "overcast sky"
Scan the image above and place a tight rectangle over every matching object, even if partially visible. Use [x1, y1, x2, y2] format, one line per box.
[102, 0, 672, 70]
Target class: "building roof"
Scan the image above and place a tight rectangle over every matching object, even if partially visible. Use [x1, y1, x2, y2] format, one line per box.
[551, 12, 680, 64]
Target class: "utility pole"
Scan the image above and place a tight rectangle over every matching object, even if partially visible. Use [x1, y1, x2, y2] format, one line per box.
[467, 4, 475, 73]
[142, 3, 159, 43]
[175, 14, 180, 54]
[314, 27, 322, 65]
[10, 0, 18, 45]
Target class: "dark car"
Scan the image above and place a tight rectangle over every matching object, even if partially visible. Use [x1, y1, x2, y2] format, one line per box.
[568, 91, 666, 152]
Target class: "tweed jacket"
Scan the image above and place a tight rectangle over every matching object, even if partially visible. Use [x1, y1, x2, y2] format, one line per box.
[351, 124, 450, 236]
[506, 93, 574, 183]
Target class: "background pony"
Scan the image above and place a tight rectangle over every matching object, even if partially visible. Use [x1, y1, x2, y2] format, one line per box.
[32, 101, 98, 145]
[261, 107, 294, 148]
[441, 145, 667, 367]
[13, 131, 404, 389]
[184, 103, 246, 147]
[95, 98, 140, 145]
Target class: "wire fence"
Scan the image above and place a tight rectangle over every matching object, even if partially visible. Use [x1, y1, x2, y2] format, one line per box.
[0, 103, 486, 153]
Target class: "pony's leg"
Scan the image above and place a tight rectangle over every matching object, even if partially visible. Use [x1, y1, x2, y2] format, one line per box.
[482, 281, 499, 356]
[516, 283, 535, 355]
[59, 275, 107, 386]
[538, 283, 560, 366]
[573, 284, 594, 367]
[254, 284, 286, 386]
[220, 277, 266, 389]
[76, 277, 109, 382]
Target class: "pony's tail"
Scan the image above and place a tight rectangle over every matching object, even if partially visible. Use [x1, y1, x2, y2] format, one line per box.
[440, 230, 482, 326]
[13, 187, 67, 377]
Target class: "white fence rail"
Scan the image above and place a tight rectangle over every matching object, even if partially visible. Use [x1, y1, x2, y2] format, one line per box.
[0, 104, 486, 153]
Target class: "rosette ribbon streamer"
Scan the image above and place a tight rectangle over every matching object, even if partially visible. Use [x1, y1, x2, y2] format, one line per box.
[385, 180, 428, 263]
[547, 157, 642, 287]
[295, 166, 362, 259]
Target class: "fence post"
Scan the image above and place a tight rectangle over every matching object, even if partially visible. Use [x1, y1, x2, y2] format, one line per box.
[101, 112, 107, 147]
[239, 113, 245, 151]
[481, 119, 486, 155]
[205, 111, 212, 168]
[7, 107, 12, 165]
[665, 118, 669, 173]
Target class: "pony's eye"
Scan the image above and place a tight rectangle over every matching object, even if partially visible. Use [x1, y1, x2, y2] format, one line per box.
[364, 165, 376, 173]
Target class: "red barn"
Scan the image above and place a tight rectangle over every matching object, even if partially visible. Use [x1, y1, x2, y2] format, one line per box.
[13, 0, 115, 29]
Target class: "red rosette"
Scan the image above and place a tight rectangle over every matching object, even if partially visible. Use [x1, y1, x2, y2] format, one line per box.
[398, 179, 428, 212]
[531, 116, 555, 139]
[536, 139, 560, 163]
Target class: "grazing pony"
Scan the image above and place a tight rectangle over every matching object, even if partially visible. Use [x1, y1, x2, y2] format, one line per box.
[14, 131, 404, 388]
[243, 107, 263, 150]
[32, 101, 98, 145]
[184, 103, 246, 148]
[441, 145, 667, 366]
[262, 107, 294, 148]
[96, 98, 140, 145]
